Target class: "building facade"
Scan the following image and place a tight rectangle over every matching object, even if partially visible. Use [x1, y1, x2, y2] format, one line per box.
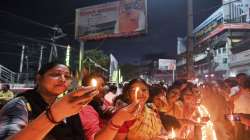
[177, 0, 250, 80]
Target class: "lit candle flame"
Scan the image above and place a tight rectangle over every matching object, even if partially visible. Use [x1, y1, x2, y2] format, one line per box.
[91, 79, 97, 87]
[135, 87, 139, 102]
[197, 105, 217, 140]
[197, 117, 201, 123]
[229, 115, 234, 121]
[171, 128, 176, 139]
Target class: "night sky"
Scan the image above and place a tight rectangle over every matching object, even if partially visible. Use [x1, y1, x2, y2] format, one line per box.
[0, 0, 221, 71]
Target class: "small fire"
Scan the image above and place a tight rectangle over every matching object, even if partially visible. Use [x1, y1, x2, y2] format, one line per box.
[197, 117, 201, 123]
[197, 105, 217, 140]
[135, 87, 139, 102]
[170, 128, 176, 139]
[91, 79, 97, 87]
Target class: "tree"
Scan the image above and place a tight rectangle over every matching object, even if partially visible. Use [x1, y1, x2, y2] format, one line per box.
[84, 49, 109, 73]
[120, 63, 140, 81]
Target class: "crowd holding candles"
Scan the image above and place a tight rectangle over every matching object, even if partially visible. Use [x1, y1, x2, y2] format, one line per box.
[0, 61, 250, 140]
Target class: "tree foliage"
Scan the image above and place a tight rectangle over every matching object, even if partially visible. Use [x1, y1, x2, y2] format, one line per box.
[84, 49, 109, 72]
[120, 63, 140, 81]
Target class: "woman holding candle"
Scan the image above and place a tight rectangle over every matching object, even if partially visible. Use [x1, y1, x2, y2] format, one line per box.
[0, 62, 142, 140]
[0, 62, 98, 140]
[113, 79, 164, 140]
[178, 83, 217, 140]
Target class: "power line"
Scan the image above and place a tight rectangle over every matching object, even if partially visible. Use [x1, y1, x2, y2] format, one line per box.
[0, 52, 21, 57]
[0, 30, 68, 48]
[0, 41, 22, 47]
[0, 10, 58, 31]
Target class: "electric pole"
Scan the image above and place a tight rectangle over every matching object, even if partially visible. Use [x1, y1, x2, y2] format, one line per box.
[187, 0, 194, 79]
[49, 25, 66, 62]
[17, 45, 26, 82]
[38, 45, 44, 71]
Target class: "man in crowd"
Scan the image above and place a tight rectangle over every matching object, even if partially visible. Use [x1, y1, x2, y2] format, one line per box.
[0, 84, 14, 108]
[233, 75, 250, 140]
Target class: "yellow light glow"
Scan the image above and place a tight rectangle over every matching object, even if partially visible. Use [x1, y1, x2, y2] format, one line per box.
[232, 39, 241, 43]
[135, 87, 139, 102]
[170, 128, 176, 139]
[197, 105, 217, 140]
[197, 117, 201, 123]
[91, 79, 97, 87]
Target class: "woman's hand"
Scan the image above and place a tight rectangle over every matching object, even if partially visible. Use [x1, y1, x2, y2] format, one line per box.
[179, 119, 206, 126]
[111, 102, 141, 126]
[50, 86, 97, 122]
[201, 116, 210, 123]
[238, 113, 250, 126]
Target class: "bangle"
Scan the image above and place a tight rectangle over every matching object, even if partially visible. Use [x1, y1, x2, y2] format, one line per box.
[45, 106, 61, 124]
[109, 120, 122, 130]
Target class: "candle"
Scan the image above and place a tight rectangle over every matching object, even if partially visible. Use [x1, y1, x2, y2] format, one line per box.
[197, 117, 201, 123]
[91, 79, 97, 87]
[170, 128, 176, 139]
[135, 87, 139, 102]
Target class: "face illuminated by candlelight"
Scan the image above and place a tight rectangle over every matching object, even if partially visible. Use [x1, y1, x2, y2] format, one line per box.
[130, 82, 149, 104]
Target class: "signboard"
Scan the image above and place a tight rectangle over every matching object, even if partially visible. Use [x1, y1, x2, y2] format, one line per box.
[75, 0, 148, 41]
[158, 59, 176, 71]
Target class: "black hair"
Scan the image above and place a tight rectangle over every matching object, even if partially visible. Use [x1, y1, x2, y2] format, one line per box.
[108, 85, 117, 93]
[2, 84, 10, 90]
[167, 84, 180, 94]
[166, 85, 180, 100]
[179, 82, 196, 101]
[224, 78, 238, 88]
[236, 73, 248, 78]
[115, 78, 149, 104]
[38, 61, 72, 76]
[148, 84, 166, 103]
[172, 79, 187, 89]
[243, 77, 250, 90]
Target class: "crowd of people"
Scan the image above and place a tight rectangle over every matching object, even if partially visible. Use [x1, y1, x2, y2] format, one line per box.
[0, 84, 14, 108]
[0, 61, 250, 140]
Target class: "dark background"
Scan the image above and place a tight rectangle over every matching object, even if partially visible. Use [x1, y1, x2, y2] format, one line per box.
[0, 0, 221, 71]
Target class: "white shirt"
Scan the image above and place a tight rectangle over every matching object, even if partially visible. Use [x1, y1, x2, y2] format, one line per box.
[229, 86, 240, 97]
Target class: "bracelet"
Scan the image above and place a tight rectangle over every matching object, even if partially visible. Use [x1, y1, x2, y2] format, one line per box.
[45, 106, 61, 124]
[109, 120, 122, 130]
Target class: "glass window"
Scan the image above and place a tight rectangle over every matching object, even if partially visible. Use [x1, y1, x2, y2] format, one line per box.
[223, 58, 228, 64]
[218, 48, 221, 54]
[223, 47, 226, 53]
